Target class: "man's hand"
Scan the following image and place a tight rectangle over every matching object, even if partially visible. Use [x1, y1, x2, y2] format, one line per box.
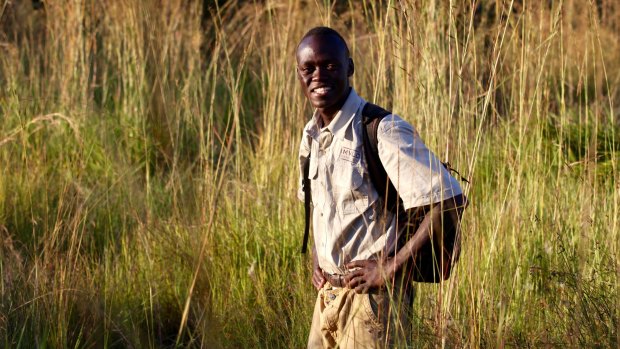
[312, 246, 325, 290]
[343, 258, 396, 293]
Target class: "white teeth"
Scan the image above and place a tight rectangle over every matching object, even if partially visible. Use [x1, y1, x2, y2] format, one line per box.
[314, 87, 330, 95]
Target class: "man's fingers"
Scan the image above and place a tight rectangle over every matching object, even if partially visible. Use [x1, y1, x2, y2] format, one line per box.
[313, 275, 325, 289]
[312, 269, 325, 290]
[354, 284, 368, 294]
[343, 269, 363, 283]
[348, 275, 366, 289]
[346, 260, 368, 270]
[352, 279, 368, 293]
[312, 277, 324, 290]
[314, 280, 324, 290]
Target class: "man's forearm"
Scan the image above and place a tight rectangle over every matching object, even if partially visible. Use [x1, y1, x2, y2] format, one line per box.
[386, 195, 462, 278]
[386, 207, 434, 277]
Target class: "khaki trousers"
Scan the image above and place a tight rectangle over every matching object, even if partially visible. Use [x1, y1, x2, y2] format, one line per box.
[307, 282, 412, 349]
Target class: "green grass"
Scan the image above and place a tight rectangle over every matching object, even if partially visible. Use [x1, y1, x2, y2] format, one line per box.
[1, 0, 618, 347]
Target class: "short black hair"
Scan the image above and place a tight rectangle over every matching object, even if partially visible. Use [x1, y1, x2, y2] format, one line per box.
[299, 26, 350, 57]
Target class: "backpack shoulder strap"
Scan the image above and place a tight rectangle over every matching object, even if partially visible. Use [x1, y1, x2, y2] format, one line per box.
[361, 103, 403, 214]
[362, 103, 390, 157]
[301, 156, 311, 253]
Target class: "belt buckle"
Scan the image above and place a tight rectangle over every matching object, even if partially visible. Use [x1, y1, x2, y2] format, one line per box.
[331, 272, 344, 288]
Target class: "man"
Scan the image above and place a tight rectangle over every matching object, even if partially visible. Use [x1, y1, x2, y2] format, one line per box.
[296, 27, 464, 348]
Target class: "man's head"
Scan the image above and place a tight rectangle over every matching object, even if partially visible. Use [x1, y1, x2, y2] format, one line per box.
[296, 27, 354, 123]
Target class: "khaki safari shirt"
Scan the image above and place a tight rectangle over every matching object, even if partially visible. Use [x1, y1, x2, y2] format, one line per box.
[298, 89, 462, 276]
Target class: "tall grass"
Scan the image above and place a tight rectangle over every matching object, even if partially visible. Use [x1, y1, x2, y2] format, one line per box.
[1, 0, 618, 347]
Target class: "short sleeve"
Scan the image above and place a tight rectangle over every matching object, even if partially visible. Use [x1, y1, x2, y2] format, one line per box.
[376, 115, 462, 209]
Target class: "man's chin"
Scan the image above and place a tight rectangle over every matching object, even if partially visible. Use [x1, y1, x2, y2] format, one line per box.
[310, 99, 333, 110]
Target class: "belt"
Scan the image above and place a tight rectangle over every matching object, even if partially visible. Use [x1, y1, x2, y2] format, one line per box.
[322, 271, 348, 288]
[322, 270, 412, 291]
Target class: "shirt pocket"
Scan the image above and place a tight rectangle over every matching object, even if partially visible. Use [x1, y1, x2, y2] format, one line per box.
[333, 164, 368, 216]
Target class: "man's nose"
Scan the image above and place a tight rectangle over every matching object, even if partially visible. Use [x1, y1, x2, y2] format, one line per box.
[312, 67, 327, 81]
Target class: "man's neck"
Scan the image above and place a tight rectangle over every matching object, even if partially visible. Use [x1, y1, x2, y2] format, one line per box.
[318, 112, 335, 128]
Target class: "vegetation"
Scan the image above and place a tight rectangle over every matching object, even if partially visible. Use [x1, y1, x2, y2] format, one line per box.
[0, 0, 618, 347]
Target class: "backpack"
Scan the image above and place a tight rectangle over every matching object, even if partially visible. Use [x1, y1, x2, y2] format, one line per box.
[301, 103, 468, 283]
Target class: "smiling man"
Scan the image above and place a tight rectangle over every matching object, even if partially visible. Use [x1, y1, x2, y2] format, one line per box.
[296, 27, 465, 348]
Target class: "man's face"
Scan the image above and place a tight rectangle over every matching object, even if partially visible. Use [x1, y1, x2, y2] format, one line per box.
[296, 34, 353, 119]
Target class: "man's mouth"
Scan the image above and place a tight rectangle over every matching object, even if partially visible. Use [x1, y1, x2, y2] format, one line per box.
[311, 86, 332, 97]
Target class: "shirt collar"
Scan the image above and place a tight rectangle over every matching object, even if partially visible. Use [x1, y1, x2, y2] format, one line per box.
[306, 89, 364, 140]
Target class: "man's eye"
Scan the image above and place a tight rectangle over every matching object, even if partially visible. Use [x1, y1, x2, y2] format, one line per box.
[300, 67, 314, 74]
[326, 64, 337, 70]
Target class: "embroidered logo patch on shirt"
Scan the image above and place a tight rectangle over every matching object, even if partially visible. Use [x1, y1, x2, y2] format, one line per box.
[339, 147, 361, 163]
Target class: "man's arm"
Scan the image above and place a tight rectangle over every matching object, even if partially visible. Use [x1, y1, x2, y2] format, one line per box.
[343, 194, 464, 293]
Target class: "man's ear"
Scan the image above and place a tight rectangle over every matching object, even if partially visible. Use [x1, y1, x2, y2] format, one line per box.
[348, 58, 354, 77]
